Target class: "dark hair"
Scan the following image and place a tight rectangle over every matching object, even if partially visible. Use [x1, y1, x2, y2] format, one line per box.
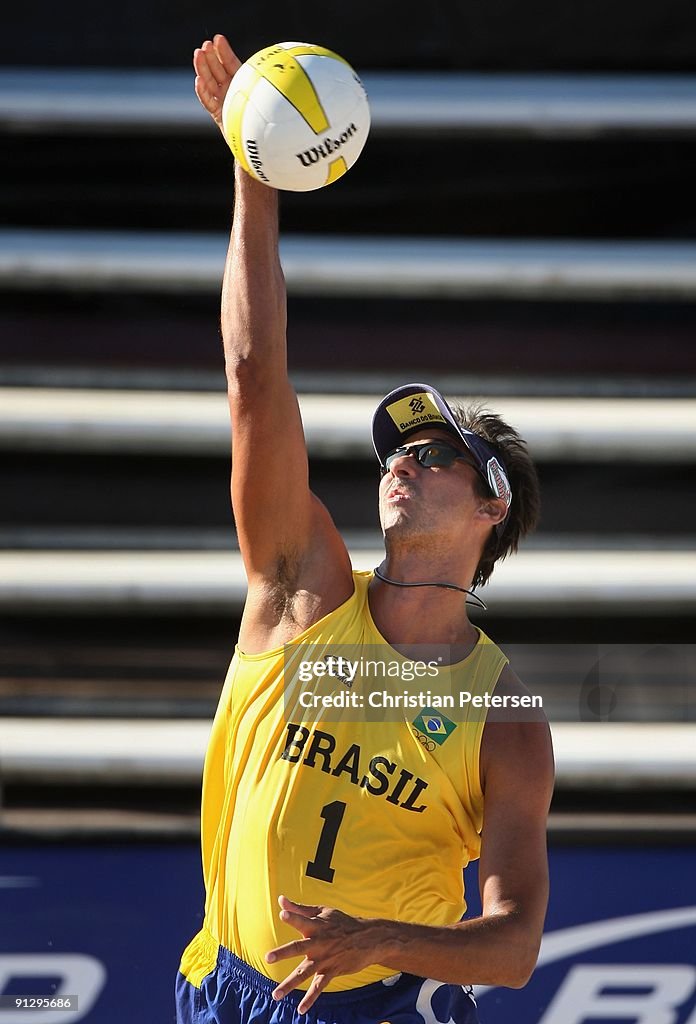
[450, 402, 541, 588]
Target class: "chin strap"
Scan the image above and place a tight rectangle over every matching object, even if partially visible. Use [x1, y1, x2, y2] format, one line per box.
[373, 565, 487, 611]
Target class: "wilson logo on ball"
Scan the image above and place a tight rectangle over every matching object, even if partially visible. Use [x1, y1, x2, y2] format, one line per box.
[296, 123, 359, 167]
[245, 140, 269, 183]
[222, 42, 370, 192]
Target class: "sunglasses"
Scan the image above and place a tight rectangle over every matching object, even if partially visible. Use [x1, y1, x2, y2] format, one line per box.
[380, 441, 474, 477]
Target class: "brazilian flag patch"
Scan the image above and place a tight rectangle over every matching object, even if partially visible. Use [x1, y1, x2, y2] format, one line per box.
[412, 707, 457, 746]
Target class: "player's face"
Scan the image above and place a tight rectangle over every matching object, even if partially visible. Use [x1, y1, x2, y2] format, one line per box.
[378, 429, 487, 543]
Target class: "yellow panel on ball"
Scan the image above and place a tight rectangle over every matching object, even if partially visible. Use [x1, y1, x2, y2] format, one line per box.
[247, 44, 330, 134]
[223, 88, 254, 178]
[325, 156, 348, 185]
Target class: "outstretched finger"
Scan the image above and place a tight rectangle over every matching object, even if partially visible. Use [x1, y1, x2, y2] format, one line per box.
[279, 909, 323, 934]
[193, 47, 222, 94]
[193, 73, 220, 116]
[278, 894, 323, 918]
[265, 937, 312, 965]
[271, 958, 316, 1001]
[297, 973, 330, 1015]
[213, 34, 242, 77]
[200, 39, 229, 91]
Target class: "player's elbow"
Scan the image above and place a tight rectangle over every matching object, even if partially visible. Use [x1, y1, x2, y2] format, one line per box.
[505, 959, 536, 989]
[224, 344, 288, 400]
[481, 914, 542, 989]
[490, 955, 537, 989]
[503, 931, 542, 988]
[225, 351, 264, 389]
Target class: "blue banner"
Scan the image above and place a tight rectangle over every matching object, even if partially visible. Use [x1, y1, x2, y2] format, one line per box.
[0, 842, 695, 1023]
[467, 847, 696, 1024]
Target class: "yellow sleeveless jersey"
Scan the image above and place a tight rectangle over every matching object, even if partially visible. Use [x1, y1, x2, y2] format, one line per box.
[180, 570, 508, 991]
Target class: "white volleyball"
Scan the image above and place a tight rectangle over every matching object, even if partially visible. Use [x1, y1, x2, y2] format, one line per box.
[222, 41, 370, 191]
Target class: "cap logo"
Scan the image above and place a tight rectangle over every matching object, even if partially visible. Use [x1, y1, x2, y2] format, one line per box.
[386, 392, 447, 434]
[487, 457, 512, 508]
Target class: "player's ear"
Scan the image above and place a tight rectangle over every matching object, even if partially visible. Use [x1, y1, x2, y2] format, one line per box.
[478, 498, 507, 527]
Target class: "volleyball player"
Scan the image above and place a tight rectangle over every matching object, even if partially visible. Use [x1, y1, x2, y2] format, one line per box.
[176, 34, 554, 1024]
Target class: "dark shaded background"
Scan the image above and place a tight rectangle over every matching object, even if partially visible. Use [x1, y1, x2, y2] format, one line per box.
[4, 0, 696, 70]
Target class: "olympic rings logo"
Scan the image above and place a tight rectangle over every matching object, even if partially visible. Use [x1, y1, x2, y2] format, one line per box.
[412, 727, 436, 753]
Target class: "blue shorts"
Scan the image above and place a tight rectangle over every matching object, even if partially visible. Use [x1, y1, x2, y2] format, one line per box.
[175, 944, 479, 1024]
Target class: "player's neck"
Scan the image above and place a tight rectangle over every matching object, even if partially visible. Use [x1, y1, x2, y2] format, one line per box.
[369, 553, 481, 652]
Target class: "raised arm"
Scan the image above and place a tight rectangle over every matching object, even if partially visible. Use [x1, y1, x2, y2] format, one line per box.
[193, 37, 353, 652]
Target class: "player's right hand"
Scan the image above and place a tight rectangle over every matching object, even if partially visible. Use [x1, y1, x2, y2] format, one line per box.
[193, 34, 242, 135]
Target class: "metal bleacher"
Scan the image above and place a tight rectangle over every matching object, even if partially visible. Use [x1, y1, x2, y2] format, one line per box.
[1, 67, 696, 825]
[2, 230, 696, 299]
[2, 70, 696, 299]
[2, 68, 696, 134]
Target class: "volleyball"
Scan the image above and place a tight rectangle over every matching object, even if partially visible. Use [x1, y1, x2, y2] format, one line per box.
[221, 42, 370, 192]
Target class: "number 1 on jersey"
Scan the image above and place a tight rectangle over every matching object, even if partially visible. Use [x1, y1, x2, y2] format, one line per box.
[306, 800, 346, 883]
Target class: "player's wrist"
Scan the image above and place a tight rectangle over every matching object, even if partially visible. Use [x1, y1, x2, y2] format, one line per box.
[361, 918, 403, 968]
[234, 160, 279, 196]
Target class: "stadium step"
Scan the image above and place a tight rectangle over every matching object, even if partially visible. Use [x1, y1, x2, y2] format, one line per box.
[2, 548, 696, 616]
[2, 69, 696, 135]
[1, 387, 695, 457]
[2, 229, 696, 300]
[1, 719, 694, 788]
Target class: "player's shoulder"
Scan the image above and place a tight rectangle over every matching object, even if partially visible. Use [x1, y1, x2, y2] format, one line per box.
[480, 661, 554, 793]
[492, 661, 545, 714]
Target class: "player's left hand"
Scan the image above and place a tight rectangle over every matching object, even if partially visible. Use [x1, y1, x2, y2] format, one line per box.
[265, 895, 375, 1013]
